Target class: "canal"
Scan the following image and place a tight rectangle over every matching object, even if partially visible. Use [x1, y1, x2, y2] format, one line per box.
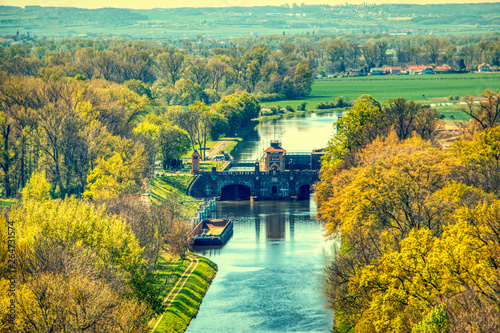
[187, 112, 340, 332]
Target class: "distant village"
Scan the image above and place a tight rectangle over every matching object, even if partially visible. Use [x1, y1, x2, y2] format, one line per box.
[321, 63, 492, 78]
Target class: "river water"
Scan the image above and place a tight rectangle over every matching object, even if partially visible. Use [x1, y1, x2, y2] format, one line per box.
[187, 112, 340, 333]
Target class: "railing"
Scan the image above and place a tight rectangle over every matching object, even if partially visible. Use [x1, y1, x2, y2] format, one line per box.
[199, 170, 319, 176]
[189, 197, 217, 227]
[285, 151, 313, 155]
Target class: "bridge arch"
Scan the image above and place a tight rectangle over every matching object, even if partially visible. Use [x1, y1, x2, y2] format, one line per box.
[298, 184, 311, 200]
[221, 184, 251, 201]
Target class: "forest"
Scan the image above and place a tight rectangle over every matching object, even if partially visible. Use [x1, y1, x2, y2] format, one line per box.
[0, 33, 499, 198]
[316, 91, 500, 332]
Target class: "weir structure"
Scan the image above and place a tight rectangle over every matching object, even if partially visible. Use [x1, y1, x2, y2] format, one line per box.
[187, 141, 324, 201]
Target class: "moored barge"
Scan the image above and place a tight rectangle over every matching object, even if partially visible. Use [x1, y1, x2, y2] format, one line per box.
[192, 219, 233, 246]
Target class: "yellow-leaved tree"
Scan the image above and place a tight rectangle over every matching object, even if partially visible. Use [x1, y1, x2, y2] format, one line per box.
[0, 196, 151, 332]
[317, 130, 500, 332]
[84, 138, 148, 200]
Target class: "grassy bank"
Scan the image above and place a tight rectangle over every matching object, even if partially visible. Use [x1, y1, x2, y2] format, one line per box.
[0, 198, 17, 209]
[150, 176, 198, 213]
[151, 254, 218, 333]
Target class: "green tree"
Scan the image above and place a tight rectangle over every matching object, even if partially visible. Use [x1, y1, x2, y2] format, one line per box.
[323, 94, 383, 166]
[157, 124, 190, 169]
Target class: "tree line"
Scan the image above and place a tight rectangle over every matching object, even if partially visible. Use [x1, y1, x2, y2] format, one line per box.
[0, 70, 261, 198]
[316, 89, 500, 332]
[0, 38, 314, 105]
[1, 33, 500, 95]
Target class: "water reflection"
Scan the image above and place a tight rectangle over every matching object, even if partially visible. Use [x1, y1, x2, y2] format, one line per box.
[189, 201, 336, 333]
[187, 113, 339, 332]
[231, 112, 339, 161]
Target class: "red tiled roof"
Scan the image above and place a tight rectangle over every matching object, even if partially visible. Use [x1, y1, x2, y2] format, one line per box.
[264, 147, 286, 153]
[478, 63, 490, 68]
[406, 65, 427, 70]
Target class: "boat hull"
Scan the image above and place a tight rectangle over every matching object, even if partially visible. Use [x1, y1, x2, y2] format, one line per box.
[192, 219, 233, 247]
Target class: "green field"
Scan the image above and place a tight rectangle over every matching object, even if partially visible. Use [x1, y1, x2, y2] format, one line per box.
[269, 73, 500, 109]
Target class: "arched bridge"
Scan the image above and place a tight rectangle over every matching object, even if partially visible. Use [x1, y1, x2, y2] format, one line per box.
[187, 169, 319, 201]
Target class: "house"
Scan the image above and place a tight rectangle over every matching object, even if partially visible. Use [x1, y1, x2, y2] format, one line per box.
[386, 67, 402, 75]
[478, 63, 491, 72]
[434, 65, 452, 74]
[406, 65, 434, 74]
[406, 65, 427, 75]
[260, 140, 286, 172]
[370, 68, 386, 75]
[422, 66, 434, 74]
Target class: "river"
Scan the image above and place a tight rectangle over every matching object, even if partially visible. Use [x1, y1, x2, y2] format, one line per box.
[187, 112, 340, 333]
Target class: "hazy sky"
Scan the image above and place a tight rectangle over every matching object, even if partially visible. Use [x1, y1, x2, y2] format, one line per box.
[2, 0, 496, 10]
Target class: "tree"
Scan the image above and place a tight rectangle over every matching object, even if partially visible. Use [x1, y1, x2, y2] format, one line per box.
[214, 91, 260, 136]
[459, 89, 500, 130]
[187, 57, 211, 88]
[383, 98, 422, 140]
[84, 139, 147, 200]
[175, 78, 203, 105]
[293, 62, 313, 97]
[22, 170, 51, 202]
[208, 56, 230, 91]
[451, 124, 500, 195]
[1, 198, 151, 332]
[322, 94, 383, 166]
[156, 51, 185, 86]
[157, 124, 190, 169]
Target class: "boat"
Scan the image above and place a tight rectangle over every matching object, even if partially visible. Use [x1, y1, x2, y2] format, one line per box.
[192, 219, 233, 246]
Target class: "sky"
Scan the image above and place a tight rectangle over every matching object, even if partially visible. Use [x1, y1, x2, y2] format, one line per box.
[1, 0, 497, 9]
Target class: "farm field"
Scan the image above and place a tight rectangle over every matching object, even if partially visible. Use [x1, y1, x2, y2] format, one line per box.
[268, 73, 500, 109]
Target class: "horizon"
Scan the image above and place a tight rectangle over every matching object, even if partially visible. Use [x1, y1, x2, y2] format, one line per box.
[2, 0, 498, 10]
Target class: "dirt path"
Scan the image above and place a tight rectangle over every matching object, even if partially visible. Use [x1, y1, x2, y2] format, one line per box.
[206, 140, 233, 159]
[150, 254, 200, 332]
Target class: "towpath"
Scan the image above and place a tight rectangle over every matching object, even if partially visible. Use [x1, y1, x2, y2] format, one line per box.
[150, 254, 200, 332]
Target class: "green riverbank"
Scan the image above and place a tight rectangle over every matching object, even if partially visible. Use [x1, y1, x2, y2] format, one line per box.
[150, 254, 218, 333]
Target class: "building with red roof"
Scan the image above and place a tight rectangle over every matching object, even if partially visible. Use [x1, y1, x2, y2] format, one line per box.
[261, 140, 286, 172]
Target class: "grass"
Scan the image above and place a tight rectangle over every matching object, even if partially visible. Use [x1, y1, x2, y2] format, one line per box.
[435, 104, 473, 122]
[267, 73, 500, 109]
[151, 254, 217, 333]
[0, 198, 17, 209]
[150, 176, 198, 213]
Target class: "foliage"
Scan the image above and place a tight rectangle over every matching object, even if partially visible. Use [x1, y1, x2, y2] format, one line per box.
[412, 306, 450, 333]
[21, 170, 51, 202]
[0, 197, 152, 331]
[84, 139, 148, 201]
[318, 121, 500, 332]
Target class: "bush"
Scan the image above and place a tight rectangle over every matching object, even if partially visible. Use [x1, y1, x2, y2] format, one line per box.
[285, 105, 295, 112]
[297, 102, 308, 111]
[256, 92, 285, 102]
